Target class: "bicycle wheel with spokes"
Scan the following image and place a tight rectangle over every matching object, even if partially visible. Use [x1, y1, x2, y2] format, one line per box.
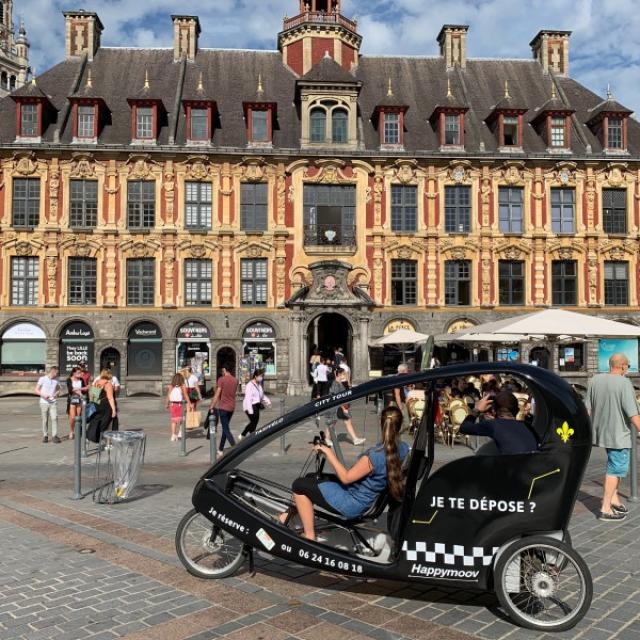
[176, 508, 246, 579]
[494, 536, 592, 632]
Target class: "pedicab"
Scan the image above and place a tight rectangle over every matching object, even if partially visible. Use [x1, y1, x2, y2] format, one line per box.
[176, 363, 593, 632]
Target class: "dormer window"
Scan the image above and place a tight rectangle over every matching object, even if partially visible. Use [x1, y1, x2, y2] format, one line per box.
[383, 113, 400, 144]
[251, 110, 269, 142]
[332, 109, 348, 143]
[502, 116, 518, 146]
[550, 117, 565, 147]
[586, 88, 631, 153]
[608, 118, 623, 149]
[445, 114, 461, 145]
[310, 107, 327, 142]
[20, 104, 38, 137]
[136, 106, 153, 139]
[190, 108, 209, 141]
[77, 105, 96, 138]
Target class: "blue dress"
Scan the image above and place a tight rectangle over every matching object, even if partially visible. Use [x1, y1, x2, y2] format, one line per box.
[318, 442, 410, 518]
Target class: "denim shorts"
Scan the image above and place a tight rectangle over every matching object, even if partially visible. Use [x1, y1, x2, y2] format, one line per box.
[606, 448, 630, 477]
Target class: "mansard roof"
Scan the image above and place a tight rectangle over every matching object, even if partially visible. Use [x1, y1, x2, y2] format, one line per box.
[0, 46, 637, 155]
[299, 54, 360, 85]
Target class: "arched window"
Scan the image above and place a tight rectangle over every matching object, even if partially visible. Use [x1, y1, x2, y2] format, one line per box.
[9, 76, 16, 90]
[310, 108, 326, 143]
[0, 72, 7, 90]
[332, 108, 348, 143]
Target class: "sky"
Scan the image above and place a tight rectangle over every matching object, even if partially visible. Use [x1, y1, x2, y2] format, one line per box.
[14, 0, 640, 113]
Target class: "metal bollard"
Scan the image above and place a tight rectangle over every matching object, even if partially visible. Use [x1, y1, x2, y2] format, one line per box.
[71, 415, 83, 500]
[279, 398, 286, 455]
[81, 403, 88, 458]
[209, 412, 217, 463]
[630, 437, 638, 502]
[179, 418, 187, 457]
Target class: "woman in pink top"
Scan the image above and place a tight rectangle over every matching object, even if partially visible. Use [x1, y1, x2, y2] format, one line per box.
[240, 369, 271, 439]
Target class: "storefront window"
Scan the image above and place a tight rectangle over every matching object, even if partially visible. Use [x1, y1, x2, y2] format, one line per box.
[176, 321, 211, 379]
[495, 347, 520, 363]
[558, 343, 584, 372]
[241, 322, 276, 382]
[59, 321, 94, 375]
[127, 321, 162, 376]
[1, 322, 46, 375]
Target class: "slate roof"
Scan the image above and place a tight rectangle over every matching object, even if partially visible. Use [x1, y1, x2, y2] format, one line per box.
[0, 46, 637, 156]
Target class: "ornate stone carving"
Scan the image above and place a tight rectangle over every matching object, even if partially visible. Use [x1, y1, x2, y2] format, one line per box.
[15, 155, 36, 176]
[189, 244, 207, 259]
[67, 154, 96, 178]
[587, 255, 598, 304]
[450, 165, 467, 183]
[15, 241, 32, 256]
[585, 179, 596, 228]
[287, 185, 295, 203]
[131, 242, 151, 258]
[246, 244, 265, 258]
[47, 256, 57, 301]
[373, 169, 383, 227]
[185, 157, 211, 181]
[502, 162, 525, 185]
[391, 160, 418, 185]
[163, 165, 175, 219]
[75, 243, 92, 257]
[163, 247, 175, 304]
[303, 161, 354, 185]
[49, 166, 60, 221]
[606, 165, 626, 187]
[127, 154, 156, 179]
[276, 174, 286, 225]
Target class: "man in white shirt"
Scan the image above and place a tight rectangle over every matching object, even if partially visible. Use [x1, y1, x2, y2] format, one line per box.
[314, 359, 329, 397]
[35, 366, 60, 443]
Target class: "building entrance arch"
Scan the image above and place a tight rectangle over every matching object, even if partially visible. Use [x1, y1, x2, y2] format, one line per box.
[307, 312, 353, 366]
[216, 347, 237, 379]
[100, 348, 121, 381]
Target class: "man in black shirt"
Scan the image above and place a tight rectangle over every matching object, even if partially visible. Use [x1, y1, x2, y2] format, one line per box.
[460, 390, 538, 454]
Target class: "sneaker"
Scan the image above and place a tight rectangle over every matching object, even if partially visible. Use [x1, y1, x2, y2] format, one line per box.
[52, 436, 61, 444]
[216, 451, 224, 460]
[352, 437, 366, 446]
[42, 436, 48, 444]
[612, 503, 629, 515]
[68, 433, 75, 440]
[171, 434, 177, 442]
[598, 510, 627, 522]
[238, 434, 244, 441]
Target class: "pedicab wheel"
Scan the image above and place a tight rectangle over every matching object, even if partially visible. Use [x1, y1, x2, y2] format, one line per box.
[176, 509, 246, 579]
[494, 536, 592, 632]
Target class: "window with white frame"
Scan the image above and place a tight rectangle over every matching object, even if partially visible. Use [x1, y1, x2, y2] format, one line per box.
[608, 117, 623, 149]
[77, 105, 95, 138]
[550, 116, 565, 147]
[185, 182, 212, 229]
[383, 113, 400, 144]
[241, 258, 267, 306]
[136, 106, 153, 139]
[444, 114, 460, 145]
[184, 259, 212, 306]
[20, 104, 38, 137]
[190, 108, 208, 141]
[11, 257, 38, 306]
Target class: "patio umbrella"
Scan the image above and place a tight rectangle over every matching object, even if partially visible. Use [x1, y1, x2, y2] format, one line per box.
[434, 332, 529, 343]
[448, 309, 640, 339]
[372, 328, 431, 365]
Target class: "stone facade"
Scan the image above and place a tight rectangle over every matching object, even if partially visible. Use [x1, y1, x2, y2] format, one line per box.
[0, 0, 30, 96]
[0, 4, 639, 395]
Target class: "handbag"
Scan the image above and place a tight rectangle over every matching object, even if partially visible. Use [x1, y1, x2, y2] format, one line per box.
[188, 388, 199, 402]
[186, 409, 202, 430]
[69, 395, 81, 406]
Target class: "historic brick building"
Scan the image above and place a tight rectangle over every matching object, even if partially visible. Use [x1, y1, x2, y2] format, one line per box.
[0, 1, 638, 395]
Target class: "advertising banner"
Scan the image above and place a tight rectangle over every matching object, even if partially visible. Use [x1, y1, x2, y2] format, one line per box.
[598, 339, 639, 372]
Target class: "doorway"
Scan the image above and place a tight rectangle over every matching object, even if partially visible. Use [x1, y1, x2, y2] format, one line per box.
[100, 348, 121, 381]
[216, 347, 236, 378]
[530, 346, 551, 369]
[308, 313, 352, 364]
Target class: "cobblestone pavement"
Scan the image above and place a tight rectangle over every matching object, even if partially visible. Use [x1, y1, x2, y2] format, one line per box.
[1, 395, 640, 640]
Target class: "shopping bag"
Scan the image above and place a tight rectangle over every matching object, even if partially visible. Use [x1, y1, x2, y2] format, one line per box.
[186, 409, 202, 430]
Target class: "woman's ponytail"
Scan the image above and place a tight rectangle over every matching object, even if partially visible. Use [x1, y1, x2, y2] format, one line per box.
[381, 406, 404, 501]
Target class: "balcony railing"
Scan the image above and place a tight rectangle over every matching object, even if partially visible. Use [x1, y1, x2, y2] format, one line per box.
[282, 11, 358, 32]
[304, 223, 356, 249]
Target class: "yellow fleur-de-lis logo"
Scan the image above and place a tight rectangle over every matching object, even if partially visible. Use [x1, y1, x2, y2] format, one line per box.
[556, 422, 574, 443]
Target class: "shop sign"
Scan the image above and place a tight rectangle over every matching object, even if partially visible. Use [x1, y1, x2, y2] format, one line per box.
[447, 319, 476, 334]
[384, 319, 416, 335]
[598, 338, 639, 373]
[61, 322, 94, 340]
[177, 322, 210, 340]
[2, 322, 46, 340]
[243, 322, 275, 340]
[129, 322, 162, 340]
[62, 343, 90, 367]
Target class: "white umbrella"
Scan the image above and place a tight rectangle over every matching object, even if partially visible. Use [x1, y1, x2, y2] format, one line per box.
[435, 332, 530, 343]
[449, 309, 640, 339]
[374, 328, 431, 345]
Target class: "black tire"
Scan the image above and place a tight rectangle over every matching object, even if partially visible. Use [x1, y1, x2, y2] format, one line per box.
[494, 535, 592, 632]
[175, 508, 246, 579]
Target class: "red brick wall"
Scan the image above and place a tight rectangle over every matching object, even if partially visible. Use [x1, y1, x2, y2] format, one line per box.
[285, 40, 304, 75]
[341, 42, 356, 70]
[312, 38, 335, 67]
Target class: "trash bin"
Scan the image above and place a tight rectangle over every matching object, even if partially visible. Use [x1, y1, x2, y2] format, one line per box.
[93, 430, 146, 504]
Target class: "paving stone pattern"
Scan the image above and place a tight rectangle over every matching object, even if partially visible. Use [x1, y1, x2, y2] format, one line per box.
[1, 396, 640, 639]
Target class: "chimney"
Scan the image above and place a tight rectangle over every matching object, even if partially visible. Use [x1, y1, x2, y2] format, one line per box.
[437, 25, 469, 69]
[172, 15, 200, 62]
[63, 10, 103, 61]
[530, 30, 571, 76]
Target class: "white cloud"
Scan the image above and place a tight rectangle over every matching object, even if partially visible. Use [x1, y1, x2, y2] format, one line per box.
[14, 0, 640, 112]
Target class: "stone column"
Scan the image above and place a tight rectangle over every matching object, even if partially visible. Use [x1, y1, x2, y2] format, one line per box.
[287, 312, 306, 395]
[353, 314, 370, 384]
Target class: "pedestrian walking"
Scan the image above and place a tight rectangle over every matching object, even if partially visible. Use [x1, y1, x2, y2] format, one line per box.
[35, 366, 60, 443]
[338, 359, 352, 386]
[331, 368, 365, 445]
[240, 369, 271, 439]
[209, 364, 239, 458]
[185, 366, 202, 409]
[65, 366, 86, 440]
[165, 373, 192, 442]
[585, 353, 640, 521]
[86, 369, 118, 444]
[314, 358, 329, 397]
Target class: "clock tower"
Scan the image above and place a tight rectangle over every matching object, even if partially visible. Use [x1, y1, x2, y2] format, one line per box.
[278, 0, 362, 76]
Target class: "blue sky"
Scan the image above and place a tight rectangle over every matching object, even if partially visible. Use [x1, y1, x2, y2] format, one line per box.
[16, 0, 640, 113]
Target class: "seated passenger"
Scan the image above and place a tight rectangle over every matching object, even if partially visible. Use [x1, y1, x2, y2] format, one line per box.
[460, 390, 538, 454]
[281, 407, 410, 541]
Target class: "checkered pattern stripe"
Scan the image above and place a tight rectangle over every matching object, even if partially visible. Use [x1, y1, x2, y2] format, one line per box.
[402, 541, 499, 567]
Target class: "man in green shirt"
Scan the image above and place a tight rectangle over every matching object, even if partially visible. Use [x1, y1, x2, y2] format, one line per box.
[585, 353, 640, 522]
